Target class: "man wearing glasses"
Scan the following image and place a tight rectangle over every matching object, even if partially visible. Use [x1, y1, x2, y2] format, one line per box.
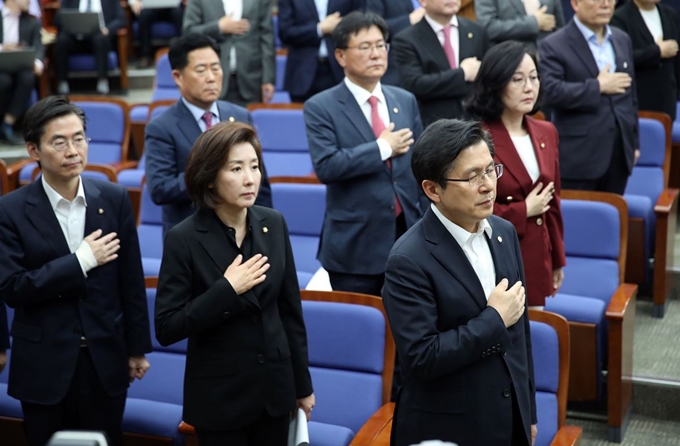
[539, 0, 639, 195]
[0, 96, 152, 446]
[382, 119, 536, 446]
[304, 11, 424, 298]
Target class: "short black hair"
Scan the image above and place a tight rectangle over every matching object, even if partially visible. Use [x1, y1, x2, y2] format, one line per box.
[23, 96, 86, 148]
[168, 33, 221, 71]
[332, 11, 389, 49]
[411, 119, 495, 189]
[465, 40, 541, 121]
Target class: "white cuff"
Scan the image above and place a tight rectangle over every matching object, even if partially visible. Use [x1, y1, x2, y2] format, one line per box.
[34, 59, 44, 71]
[75, 241, 98, 277]
[316, 23, 323, 38]
[377, 138, 392, 161]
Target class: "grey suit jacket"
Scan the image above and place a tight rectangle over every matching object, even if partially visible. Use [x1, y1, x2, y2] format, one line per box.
[475, 0, 564, 51]
[183, 0, 275, 103]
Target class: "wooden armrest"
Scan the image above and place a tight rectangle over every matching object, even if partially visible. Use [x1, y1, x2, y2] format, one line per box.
[550, 425, 583, 446]
[109, 161, 139, 172]
[605, 283, 637, 320]
[7, 159, 35, 187]
[269, 175, 321, 184]
[350, 402, 395, 446]
[84, 164, 118, 182]
[654, 188, 679, 214]
[178, 421, 196, 436]
[116, 28, 128, 37]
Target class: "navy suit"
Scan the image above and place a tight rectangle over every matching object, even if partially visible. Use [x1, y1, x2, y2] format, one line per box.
[304, 82, 424, 279]
[366, 0, 415, 86]
[382, 210, 536, 446]
[144, 99, 272, 234]
[539, 20, 639, 184]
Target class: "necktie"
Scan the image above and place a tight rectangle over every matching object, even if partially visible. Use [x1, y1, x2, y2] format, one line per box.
[442, 24, 457, 69]
[368, 96, 402, 217]
[524, 0, 540, 16]
[201, 112, 213, 130]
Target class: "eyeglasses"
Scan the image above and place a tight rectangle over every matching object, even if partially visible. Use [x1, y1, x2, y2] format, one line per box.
[345, 42, 390, 55]
[510, 74, 540, 89]
[583, 0, 614, 4]
[48, 136, 91, 152]
[445, 164, 503, 187]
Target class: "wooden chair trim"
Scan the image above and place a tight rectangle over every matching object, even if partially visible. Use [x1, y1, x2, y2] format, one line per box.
[638, 110, 672, 187]
[0, 160, 9, 196]
[530, 111, 546, 121]
[147, 99, 179, 121]
[178, 421, 195, 436]
[7, 158, 35, 188]
[560, 190, 629, 284]
[605, 283, 637, 320]
[349, 402, 395, 446]
[68, 95, 133, 162]
[300, 289, 396, 406]
[551, 425, 583, 446]
[653, 189, 678, 312]
[269, 175, 321, 184]
[144, 276, 158, 289]
[247, 102, 304, 111]
[654, 188, 679, 213]
[116, 28, 129, 91]
[528, 309, 570, 428]
[276, 48, 288, 56]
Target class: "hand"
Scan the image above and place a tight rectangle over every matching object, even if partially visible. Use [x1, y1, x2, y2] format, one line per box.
[597, 64, 631, 95]
[2, 43, 21, 51]
[128, 355, 150, 383]
[319, 12, 341, 35]
[219, 13, 250, 35]
[261, 83, 275, 103]
[224, 254, 270, 295]
[656, 36, 678, 59]
[297, 393, 315, 421]
[409, 7, 425, 25]
[487, 279, 526, 328]
[551, 268, 564, 296]
[525, 181, 554, 218]
[533, 5, 556, 32]
[0, 351, 7, 374]
[129, 0, 142, 15]
[379, 122, 414, 158]
[634, 149, 641, 165]
[33, 61, 43, 76]
[101, 27, 109, 36]
[531, 424, 538, 445]
[84, 229, 120, 266]
[460, 57, 481, 82]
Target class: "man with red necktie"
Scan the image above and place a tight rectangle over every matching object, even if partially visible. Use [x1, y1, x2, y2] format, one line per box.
[392, 0, 487, 127]
[304, 11, 424, 297]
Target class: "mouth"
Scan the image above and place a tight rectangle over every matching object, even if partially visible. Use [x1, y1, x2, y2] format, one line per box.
[241, 192, 255, 198]
[477, 196, 494, 206]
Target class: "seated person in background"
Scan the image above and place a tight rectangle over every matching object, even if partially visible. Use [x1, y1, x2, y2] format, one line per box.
[183, 0, 275, 106]
[467, 40, 566, 308]
[145, 33, 271, 234]
[0, 0, 43, 145]
[0, 0, 40, 20]
[54, 0, 126, 95]
[128, 0, 184, 69]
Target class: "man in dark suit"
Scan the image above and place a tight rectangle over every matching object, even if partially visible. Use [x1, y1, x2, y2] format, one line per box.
[383, 119, 536, 446]
[612, 0, 680, 121]
[54, 0, 127, 95]
[304, 11, 424, 297]
[0, 0, 43, 145]
[392, 0, 487, 126]
[145, 33, 272, 234]
[278, 0, 364, 103]
[0, 96, 152, 446]
[366, 0, 424, 86]
[540, 0, 639, 195]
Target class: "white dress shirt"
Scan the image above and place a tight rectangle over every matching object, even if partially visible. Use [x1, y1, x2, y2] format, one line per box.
[639, 6, 663, 41]
[79, 0, 101, 13]
[431, 203, 496, 299]
[424, 13, 460, 67]
[510, 134, 540, 183]
[343, 77, 393, 161]
[221, 0, 242, 73]
[315, 0, 329, 58]
[41, 176, 98, 277]
[1, 6, 20, 47]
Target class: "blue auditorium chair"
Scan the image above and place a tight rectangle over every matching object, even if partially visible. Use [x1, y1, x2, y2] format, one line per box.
[67, 29, 130, 93]
[137, 185, 164, 278]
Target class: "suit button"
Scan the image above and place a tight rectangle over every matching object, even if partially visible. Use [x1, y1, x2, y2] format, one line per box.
[257, 354, 265, 364]
[487, 349, 491, 355]
[503, 351, 507, 356]
[251, 315, 260, 324]
[503, 388, 511, 398]
[536, 217, 543, 226]
[223, 311, 230, 319]
[482, 352, 487, 358]
[497, 344, 501, 349]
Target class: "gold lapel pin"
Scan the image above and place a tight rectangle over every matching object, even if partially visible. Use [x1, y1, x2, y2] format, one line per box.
[468, 32, 473, 39]
[497, 236, 503, 243]
[540, 142, 545, 149]
[98, 208, 104, 214]
[393, 107, 399, 114]
[262, 227, 268, 233]
[228, 116, 235, 122]
[506, 196, 513, 202]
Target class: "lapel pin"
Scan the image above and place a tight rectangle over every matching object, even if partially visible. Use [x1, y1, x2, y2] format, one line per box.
[468, 32, 473, 39]
[393, 107, 399, 114]
[497, 236, 503, 243]
[540, 142, 545, 149]
[228, 116, 235, 122]
[506, 196, 513, 202]
[623, 61, 628, 69]
[98, 208, 104, 214]
[262, 227, 268, 233]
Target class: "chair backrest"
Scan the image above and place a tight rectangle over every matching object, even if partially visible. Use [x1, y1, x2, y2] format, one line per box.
[147, 100, 176, 123]
[300, 290, 395, 435]
[559, 191, 628, 304]
[138, 184, 164, 261]
[626, 113, 672, 203]
[271, 183, 325, 277]
[275, 53, 287, 91]
[151, 50, 180, 102]
[70, 95, 131, 164]
[529, 310, 570, 446]
[145, 277, 187, 354]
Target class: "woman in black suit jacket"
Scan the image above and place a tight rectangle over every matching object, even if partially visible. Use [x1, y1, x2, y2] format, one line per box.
[154, 122, 314, 446]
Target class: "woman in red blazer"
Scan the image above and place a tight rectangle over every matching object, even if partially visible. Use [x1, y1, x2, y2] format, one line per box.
[466, 40, 566, 307]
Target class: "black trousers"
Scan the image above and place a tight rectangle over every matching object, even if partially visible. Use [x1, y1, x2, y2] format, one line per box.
[0, 70, 35, 119]
[55, 31, 115, 80]
[290, 59, 338, 103]
[21, 347, 127, 446]
[137, 6, 183, 58]
[195, 409, 289, 446]
[225, 72, 249, 107]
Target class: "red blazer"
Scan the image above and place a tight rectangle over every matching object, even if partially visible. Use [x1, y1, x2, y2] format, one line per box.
[484, 117, 566, 306]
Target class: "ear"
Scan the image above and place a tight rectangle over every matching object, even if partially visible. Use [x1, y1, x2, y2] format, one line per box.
[421, 180, 442, 203]
[335, 48, 347, 68]
[172, 69, 182, 88]
[26, 142, 41, 162]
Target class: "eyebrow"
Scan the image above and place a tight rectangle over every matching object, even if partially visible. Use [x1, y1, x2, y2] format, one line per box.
[461, 161, 495, 175]
[50, 130, 84, 140]
[228, 158, 259, 165]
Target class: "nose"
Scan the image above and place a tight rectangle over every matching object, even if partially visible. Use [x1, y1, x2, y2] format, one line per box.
[243, 168, 255, 185]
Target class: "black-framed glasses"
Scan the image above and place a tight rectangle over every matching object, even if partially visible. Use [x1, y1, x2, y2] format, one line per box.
[445, 164, 503, 187]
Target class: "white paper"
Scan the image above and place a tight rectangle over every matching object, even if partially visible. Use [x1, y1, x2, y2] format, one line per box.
[287, 408, 309, 446]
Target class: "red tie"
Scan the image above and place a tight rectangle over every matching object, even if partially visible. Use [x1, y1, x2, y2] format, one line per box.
[201, 112, 213, 129]
[368, 95, 402, 217]
[442, 24, 457, 69]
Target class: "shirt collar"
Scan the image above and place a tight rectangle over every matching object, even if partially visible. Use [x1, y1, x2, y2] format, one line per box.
[424, 14, 458, 35]
[1, 4, 20, 18]
[42, 175, 87, 210]
[343, 77, 386, 107]
[573, 15, 612, 45]
[181, 97, 220, 125]
[430, 203, 492, 247]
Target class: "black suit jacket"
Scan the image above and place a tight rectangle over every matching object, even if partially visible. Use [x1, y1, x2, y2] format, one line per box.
[0, 12, 44, 61]
[366, 0, 414, 86]
[0, 179, 152, 404]
[392, 17, 487, 126]
[154, 206, 313, 430]
[55, 0, 126, 33]
[611, 2, 680, 120]
[382, 210, 536, 446]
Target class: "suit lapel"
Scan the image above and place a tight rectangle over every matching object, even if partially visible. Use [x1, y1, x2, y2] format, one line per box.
[566, 20, 599, 77]
[486, 120, 533, 196]
[484, 218, 515, 287]
[175, 100, 202, 147]
[524, 117, 551, 184]
[415, 20, 451, 72]
[337, 83, 379, 143]
[610, 30, 631, 74]
[25, 181, 71, 258]
[246, 207, 269, 302]
[217, 102, 238, 124]
[508, 0, 528, 19]
[628, 4, 655, 44]
[457, 19, 479, 61]
[384, 87, 407, 177]
[82, 178, 105, 237]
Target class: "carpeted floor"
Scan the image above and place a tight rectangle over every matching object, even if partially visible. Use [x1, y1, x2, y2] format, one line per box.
[566, 416, 680, 446]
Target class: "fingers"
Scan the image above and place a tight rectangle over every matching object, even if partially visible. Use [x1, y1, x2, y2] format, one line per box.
[539, 5, 547, 12]
[600, 63, 611, 74]
[230, 254, 244, 268]
[494, 278, 509, 292]
[84, 229, 103, 242]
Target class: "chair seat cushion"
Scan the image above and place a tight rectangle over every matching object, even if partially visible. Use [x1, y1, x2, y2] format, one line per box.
[123, 398, 184, 445]
[69, 51, 118, 71]
[142, 257, 162, 277]
[544, 293, 606, 325]
[534, 391, 558, 446]
[19, 162, 38, 183]
[0, 384, 23, 419]
[308, 421, 354, 446]
[130, 105, 149, 123]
